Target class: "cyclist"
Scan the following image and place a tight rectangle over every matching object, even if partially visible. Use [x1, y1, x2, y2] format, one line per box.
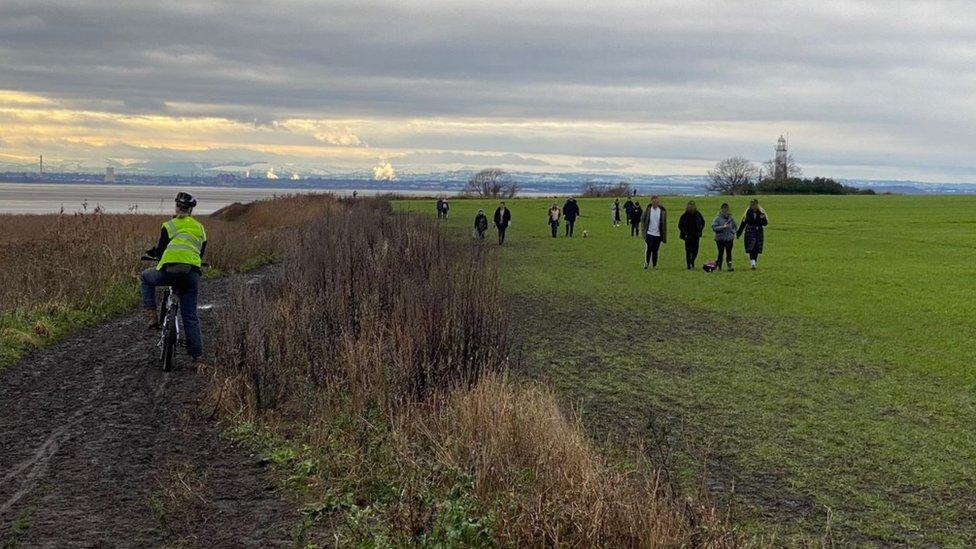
[140, 192, 207, 363]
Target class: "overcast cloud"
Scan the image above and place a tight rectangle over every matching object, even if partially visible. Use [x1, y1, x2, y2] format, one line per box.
[1, 0, 974, 180]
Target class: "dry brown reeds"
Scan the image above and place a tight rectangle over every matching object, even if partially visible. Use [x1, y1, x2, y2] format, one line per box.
[211, 198, 738, 547]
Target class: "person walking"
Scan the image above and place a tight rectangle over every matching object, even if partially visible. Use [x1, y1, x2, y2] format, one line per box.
[623, 197, 635, 227]
[547, 202, 561, 238]
[678, 200, 706, 270]
[711, 203, 736, 271]
[441, 198, 450, 219]
[474, 209, 488, 240]
[737, 199, 769, 269]
[436, 198, 444, 219]
[611, 198, 622, 227]
[494, 202, 512, 245]
[562, 197, 580, 237]
[629, 201, 643, 237]
[640, 196, 667, 269]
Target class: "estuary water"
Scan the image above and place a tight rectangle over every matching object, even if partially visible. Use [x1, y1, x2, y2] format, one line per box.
[0, 182, 418, 214]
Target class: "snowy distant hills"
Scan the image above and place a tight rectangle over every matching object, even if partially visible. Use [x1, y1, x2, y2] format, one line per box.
[2, 169, 976, 195]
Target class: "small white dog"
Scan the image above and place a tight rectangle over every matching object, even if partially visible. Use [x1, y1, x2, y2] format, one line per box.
[582, 230, 589, 238]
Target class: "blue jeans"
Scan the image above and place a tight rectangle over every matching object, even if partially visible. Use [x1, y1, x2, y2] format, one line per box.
[140, 268, 203, 358]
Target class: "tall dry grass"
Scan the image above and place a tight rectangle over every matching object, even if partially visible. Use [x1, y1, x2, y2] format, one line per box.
[0, 194, 334, 313]
[212, 199, 738, 546]
[0, 194, 336, 365]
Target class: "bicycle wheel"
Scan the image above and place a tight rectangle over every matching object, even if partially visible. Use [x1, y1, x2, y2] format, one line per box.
[157, 289, 168, 327]
[161, 312, 177, 372]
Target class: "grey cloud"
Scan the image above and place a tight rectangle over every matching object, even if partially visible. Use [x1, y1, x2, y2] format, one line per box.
[1, 1, 975, 179]
[397, 151, 551, 167]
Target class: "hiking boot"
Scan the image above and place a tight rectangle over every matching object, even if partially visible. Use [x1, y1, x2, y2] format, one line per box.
[144, 309, 159, 329]
[191, 356, 213, 373]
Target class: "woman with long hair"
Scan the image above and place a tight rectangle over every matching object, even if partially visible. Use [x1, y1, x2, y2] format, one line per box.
[547, 202, 561, 238]
[736, 199, 769, 269]
[711, 203, 736, 271]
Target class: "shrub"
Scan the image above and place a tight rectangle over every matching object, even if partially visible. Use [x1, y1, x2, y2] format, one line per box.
[210, 199, 737, 546]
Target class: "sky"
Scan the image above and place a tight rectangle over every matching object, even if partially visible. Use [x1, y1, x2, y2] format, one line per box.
[1, 0, 975, 182]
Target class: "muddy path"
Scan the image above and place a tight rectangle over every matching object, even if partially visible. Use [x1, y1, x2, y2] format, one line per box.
[0, 272, 297, 547]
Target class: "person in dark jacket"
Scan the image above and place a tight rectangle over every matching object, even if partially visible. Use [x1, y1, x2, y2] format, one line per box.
[677, 200, 706, 270]
[493, 202, 512, 245]
[474, 209, 488, 240]
[547, 203, 561, 238]
[562, 197, 580, 237]
[436, 198, 444, 219]
[441, 198, 450, 219]
[639, 196, 667, 269]
[623, 198, 635, 227]
[629, 201, 642, 237]
[737, 199, 769, 269]
[611, 198, 621, 227]
[712, 203, 737, 271]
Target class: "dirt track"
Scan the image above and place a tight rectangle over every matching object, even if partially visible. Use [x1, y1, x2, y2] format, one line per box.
[0, 273, 297, 547]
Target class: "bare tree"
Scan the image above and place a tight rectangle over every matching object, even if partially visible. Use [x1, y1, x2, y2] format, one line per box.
[762, 154, 803, 180]
[580, 181, 631, 197]
[707, 157, 759, 195]
[465, 168, 519, 198]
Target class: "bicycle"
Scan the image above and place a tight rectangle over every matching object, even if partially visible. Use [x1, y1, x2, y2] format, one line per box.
[141, 255, 208, 371]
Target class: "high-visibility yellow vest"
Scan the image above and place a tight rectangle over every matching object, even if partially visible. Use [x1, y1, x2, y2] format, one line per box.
[157, 216, 207, 270]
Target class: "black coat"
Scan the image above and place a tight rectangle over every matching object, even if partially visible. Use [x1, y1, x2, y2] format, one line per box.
[474, 213, 488, 232]
[562, 200, 580, 221]
[736, 209, 768, 254]
[630, 205, 643, 224]
[678, 211, 706, 240]
[493, 207, 511, 228]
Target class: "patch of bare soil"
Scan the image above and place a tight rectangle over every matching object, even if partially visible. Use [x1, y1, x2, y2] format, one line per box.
[0, 272, 297, 547]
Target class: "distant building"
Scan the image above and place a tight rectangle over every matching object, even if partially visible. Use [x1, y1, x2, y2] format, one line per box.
[216, 172, 237, 184]
[104, 166, 115, 183]
[774, 135, 788, 180]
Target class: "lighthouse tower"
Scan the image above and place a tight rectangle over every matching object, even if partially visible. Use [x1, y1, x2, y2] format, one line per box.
[774, 135, 788, 180]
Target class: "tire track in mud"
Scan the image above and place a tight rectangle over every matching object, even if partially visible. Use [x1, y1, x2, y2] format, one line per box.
[0, 273, 296, 547]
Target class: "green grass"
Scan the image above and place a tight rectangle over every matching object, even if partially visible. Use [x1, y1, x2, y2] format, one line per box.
[0, 280, 137, 371]
[395, 195, 976, 545]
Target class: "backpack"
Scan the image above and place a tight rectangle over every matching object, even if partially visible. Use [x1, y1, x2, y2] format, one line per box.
[702, 261, 718, 272]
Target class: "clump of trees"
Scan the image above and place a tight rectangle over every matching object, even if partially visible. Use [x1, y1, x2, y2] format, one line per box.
[708, 157, 872, 195]
[706, 157, 759, 195]
[580, 181, 632, 197]
[465, 168, 519, 198]
[757, 177, 875, 195]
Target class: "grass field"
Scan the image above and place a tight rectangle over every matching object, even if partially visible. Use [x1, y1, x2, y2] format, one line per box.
[396, 195, 976, 545]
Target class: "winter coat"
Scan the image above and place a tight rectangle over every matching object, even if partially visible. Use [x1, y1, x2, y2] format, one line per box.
[640, 205, 668, 243]
[711, 213, 737, 242]
[678, 211, 705, 240]
[494, 207, 511, 228]
[474, 213, 488, 232]
[562, 199, 580, 221]
[630, 205, 643, 225]
[736, 209, 768, 254]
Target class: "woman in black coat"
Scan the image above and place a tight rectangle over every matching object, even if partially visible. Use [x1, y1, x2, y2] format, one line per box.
[629, 202, 643, 237]
[677, 200, 706, 270]
[736, 199, 769, 269]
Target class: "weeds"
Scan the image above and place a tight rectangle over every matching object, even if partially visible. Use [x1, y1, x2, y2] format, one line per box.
[0, 194, 335, 368]
[212, 199, 737, 546]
